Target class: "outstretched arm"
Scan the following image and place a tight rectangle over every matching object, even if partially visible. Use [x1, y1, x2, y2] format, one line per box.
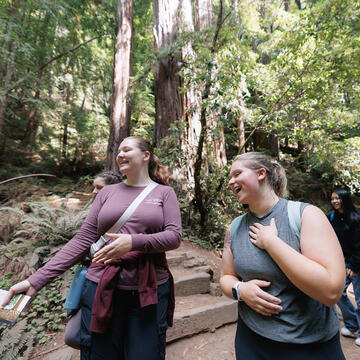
[249, 205, 345, 306]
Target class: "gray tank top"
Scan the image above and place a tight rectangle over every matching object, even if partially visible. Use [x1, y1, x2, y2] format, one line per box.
[230, 198, 339, 343]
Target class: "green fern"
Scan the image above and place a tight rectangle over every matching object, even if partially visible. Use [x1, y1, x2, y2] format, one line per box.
[0, 201, 90, 247]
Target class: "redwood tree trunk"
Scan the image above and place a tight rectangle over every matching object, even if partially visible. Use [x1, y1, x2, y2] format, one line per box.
[0, 0, 22, 148]
[106, 0, 133, 172]
[177, 0, 202, 186]
[195, 0, 227, 168]
[153, 0, 182, 148]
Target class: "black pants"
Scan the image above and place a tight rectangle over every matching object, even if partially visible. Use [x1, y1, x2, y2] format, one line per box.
[79, 279, 170, 360]
[235, 317, 345, 360]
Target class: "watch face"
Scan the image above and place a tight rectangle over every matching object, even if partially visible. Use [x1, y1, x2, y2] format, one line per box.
[232, 286, 238, 300]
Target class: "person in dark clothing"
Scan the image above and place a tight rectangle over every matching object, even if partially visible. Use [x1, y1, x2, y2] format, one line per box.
[329, 189, 360, 346]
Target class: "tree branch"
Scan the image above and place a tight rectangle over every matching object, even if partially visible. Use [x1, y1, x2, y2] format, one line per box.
[0, 174, 56, 185]
[4, 36, 102, 94]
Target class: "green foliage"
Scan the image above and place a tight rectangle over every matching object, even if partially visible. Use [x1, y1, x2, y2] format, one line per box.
[0, 201, 90, 246]
[0, 0, 114, 176]
[25, 277, 67, 344]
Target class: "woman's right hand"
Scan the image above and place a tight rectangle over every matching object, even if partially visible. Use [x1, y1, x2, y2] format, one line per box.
[239, 280, 282, 316]
[0, 280, 37, 307]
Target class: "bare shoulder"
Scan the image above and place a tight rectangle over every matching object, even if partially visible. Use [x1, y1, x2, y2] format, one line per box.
[300, 204, 338, 253]
[302, 204, 328, 222]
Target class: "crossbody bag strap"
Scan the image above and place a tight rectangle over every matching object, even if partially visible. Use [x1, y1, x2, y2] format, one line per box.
[108, 181, 158, 233]
[90, 181, 158, 256]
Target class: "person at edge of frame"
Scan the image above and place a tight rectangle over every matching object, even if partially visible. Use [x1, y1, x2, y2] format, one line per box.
[329, 189, 360, 347]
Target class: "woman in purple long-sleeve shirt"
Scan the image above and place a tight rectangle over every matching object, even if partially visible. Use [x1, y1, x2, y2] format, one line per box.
[2, 136, 182, 360]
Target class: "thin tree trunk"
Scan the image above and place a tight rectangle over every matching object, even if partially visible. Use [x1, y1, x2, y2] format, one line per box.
[237, 111, 246, 154]
[106, 0, 133, 172]
[284, 0, 290, 11]
[194, 0, 223, 227]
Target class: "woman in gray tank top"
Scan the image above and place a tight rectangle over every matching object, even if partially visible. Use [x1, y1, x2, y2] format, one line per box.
[220, 152, 346, 359]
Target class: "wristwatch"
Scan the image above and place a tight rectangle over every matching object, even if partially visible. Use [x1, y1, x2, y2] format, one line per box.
[232, 281, 243, 301]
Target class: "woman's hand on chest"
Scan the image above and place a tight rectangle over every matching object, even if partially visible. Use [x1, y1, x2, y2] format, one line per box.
[249, 218, 279, 251]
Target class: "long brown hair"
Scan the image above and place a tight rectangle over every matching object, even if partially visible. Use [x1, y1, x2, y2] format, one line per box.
[125, 136, 170, 185]
[233, 152, 288, 197]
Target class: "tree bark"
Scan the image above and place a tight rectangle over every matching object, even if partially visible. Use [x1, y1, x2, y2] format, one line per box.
[0, 0, 22, 147]
[177, 0, 202, 186]
[194, 0, 214, 31]
[195, 0, 227, 168]
[253, 129, 279, 158]
[106, 0, 133, 172]
[194, 0, 224, 227]
[237, 110, 246, 154]
[284, 0, 290, 11]
[152, 0, 183, 148]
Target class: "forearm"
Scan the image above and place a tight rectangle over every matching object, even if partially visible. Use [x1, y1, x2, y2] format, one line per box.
[131, 229, 181, 253]
[220, 274, 239, 299]
[266, 237, 343, 306]
[28, 238, 91, 290]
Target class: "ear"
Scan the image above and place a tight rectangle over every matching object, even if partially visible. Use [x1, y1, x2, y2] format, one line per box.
[257, 168, 266, 181]
[143, 151, 150, 163]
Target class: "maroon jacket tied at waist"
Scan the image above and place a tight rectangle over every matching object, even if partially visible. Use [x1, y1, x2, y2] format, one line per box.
[89, 251, 174, 333]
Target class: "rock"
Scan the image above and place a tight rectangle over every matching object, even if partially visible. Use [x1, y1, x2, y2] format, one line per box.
[175, 272, 211, 296]
[210, 282, 223, 297]
[193, 265, 213, 276]
[183, 258, 205, 268]
[41, 347, 79, 360]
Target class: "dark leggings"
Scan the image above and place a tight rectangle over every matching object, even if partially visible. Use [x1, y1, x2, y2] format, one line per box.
[235, 317, 345, 360]
[79, 279, 170, 360]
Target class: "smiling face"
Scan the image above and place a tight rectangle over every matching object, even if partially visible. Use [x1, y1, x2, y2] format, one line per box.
[331, 192, 343, 212]
[228, 160, 265, 204]
[116, 138, 149, 176]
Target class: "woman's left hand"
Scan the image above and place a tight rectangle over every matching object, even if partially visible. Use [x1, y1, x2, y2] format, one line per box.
[249, 218, 278, 250]
[92, 233, 132, 265]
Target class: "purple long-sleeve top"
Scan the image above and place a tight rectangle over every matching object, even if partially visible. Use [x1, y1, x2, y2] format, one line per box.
[28, 182, 182, 290]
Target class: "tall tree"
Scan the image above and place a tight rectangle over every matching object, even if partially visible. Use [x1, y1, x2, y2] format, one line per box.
[0, 0, 22, 148]
[194, 0, 225, 227]
[177, 0, 202, 185]
[106, 0, 133, 172]
[152, 0, 183, 148]
[194, 0, 227, 167]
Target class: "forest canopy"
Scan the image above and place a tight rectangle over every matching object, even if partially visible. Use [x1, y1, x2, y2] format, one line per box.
[0, 0, 359, 234]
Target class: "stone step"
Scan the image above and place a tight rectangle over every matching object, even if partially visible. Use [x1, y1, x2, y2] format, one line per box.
[166, 251, 188, 267]
[174, 272, 211, 297]
[167, 294, 237, 343]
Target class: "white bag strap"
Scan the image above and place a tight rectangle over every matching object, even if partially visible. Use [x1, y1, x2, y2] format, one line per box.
[107, 181, 158, 233]
[90, 181, 158, 256]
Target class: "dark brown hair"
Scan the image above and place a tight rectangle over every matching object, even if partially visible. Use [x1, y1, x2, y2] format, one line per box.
[95, 171, 122, 185]
[233, 152, 287, 197]
[125, 136, 170, 185]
